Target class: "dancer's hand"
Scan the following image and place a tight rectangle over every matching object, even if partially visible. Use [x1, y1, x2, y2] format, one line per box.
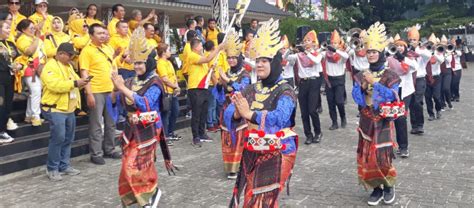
[164, 160, 180, 176]
[233, 92, 252, 120]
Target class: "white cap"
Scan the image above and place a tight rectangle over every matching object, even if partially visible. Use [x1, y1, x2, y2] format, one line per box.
[35, 0, 48, 5]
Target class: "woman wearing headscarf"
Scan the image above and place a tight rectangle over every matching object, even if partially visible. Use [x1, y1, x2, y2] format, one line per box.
[218, 29, 250, 180]
[110, 27, 178, 208]
[227, 19, 298, 207]
[352, 22, 401, 206]
[44, 16, 70, 61]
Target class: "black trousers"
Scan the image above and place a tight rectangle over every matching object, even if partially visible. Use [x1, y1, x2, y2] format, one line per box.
[451, 70, 462, 100]
[0, 82, 14, 132]
[409, 77, 426, 129]
[425, 75, 442, 117]
[440, 69, 452, 108]
[326, 75, 346, 124]
[188, 89, 210, 138]
[395, 90, 412, 150]
[298, 78, 322, 137]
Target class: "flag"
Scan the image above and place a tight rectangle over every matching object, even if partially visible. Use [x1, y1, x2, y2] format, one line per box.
[235, 0, 251, 27]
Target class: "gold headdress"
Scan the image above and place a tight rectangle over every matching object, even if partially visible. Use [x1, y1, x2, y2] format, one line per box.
[440, 35, 448, 45]
[304, 30, 319, 46]
[394, 33, 401, 41]
[363, 22, 388, 52]
[407, 26, 420, 41]
[387, 36, 394, 44]
[248, 18, 282, 59]
[224, 28, 242, 57]
[428, 33, 437, 43]
[129, 26, 154, 62]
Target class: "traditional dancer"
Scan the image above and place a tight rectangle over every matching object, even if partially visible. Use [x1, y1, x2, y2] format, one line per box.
[109, 27, 178, 208]
[218, 28, 250, 180]
[227, 19, 298, 207]
[352, 22, 400, 206]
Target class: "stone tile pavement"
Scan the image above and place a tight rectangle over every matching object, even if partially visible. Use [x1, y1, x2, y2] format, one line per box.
[1, 65, 474, 208]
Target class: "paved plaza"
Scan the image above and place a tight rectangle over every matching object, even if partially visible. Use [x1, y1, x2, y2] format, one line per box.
[1, 66, 473, 208]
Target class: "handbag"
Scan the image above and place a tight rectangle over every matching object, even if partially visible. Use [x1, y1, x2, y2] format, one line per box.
[161, 93, 172, 112]
[379, 90, 406, 119]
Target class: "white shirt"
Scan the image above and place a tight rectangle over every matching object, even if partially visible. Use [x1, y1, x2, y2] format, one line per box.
[285, 52, 322, 78]
[454, 50, 462, 71]
[415, 47, 431, 78]
[431, 52, 445, 76]
[398, 57, 417, 99]
[324, 50, 349, 77]
[348, 49, 369, 71]
[281, 57, 295, 79]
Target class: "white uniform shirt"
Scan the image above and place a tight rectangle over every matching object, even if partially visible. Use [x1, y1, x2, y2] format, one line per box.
[415, 47, 431, 78]
[281, 57, 295, 79]
[348, 49, 369, 71]
[453, 50, 462, 71]
[324, 50, 349, 77]
[285, 52, 322, 78]
[398, 57, 417, 99]
[431, 53, 445, 76]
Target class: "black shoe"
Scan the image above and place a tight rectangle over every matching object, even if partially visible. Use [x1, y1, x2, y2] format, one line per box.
[410, 128, 419, 135]
[448, 103, 453, 110]
[192, 137, 202, 147]
[400, 149, 409, 158]
[341, 118, 347, 128]
[313, 133, 323, 143]
[428, 115, 435, 121]
[104, 152, 122, 159]
[368, 187, 384, 206]
[227, 173, 237, 180]
[200, 135, 213, 143]
[417, 128, 424, 134]
[383, 186, 396, 204]
[329, 123, 338, 130]
[304, 136, 313, 145]
[436, 111, 442, 120]
[455, 98, 460, 102]
[91, 156, 105, 165]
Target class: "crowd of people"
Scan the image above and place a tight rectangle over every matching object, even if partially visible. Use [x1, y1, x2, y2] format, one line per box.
[0, 0, 470, 207]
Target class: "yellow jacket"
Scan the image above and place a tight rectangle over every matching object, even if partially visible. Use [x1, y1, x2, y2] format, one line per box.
[40, 59, 81, 112]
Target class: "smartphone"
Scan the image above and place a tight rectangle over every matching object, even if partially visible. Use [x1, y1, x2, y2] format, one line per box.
[86, 76, 94, 81]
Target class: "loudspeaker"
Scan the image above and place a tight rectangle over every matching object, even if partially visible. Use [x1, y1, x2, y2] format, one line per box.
[296, 26, 311, 44]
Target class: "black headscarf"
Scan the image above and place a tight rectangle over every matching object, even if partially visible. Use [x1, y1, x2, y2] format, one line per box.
[230, 54, 244, 73]
[261, 51, 283, 87]
[138, 50, 157, 81]
[369, 50, 386, 72]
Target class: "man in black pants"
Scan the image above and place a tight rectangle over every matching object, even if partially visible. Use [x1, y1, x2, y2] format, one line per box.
[284, 30, 323, 144]
[324, 30, 349, 130]
[425, 50, 445, 121]
[186, 38, 224, 147]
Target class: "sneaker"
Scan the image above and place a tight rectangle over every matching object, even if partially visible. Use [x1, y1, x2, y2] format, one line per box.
[91, 156, 106, 165]
[168, 135, 180, 141]
[329, 123, 338, 130]
[448, 103, 453, 110]
[383, 186, 396, 204]
[428, 115, 435, 121]
[46, 169, 63, 181]
[192, 137, 202, 147]
[104, 152, 122, 159]
[227, 173, 237, 180]
[313, 133, 323, 143]
[367, 187, 383, 206]
[304, 136, 313, 145]
[60, 167, 81, 176]
[436, 111, 442, 120]
[170, 132, 182, 140]
[410, 128, 419, 135]
[0, 132, 15, 144]
[400, 149, 409, 158]
[200, 135, 213, 142]
[6, 118, 18, 130]
[166, 140, 174, 146]
[31, 117, 42, 126]
[440, 107, 446, 112]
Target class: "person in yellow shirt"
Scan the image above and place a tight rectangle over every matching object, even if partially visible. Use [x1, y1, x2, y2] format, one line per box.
[186, 38, 224, 146]
[44, 17, 71, 61]
[79, 23, 121, 165]
[7, 0, 26, 42]
[180, 30, 196, 77]
[16, 19, 46, 126]
[40, 42, 89, 181]
[144, 23, 158, 49]
[128, 9, 156, 32]
[85, 4, 102, 26]
[203, 18, 220, 47]
[156, 43, 182, 142]
[109, 20, 135, 79]
[28, 0, 53, 37]
[107, 4, 126, 37]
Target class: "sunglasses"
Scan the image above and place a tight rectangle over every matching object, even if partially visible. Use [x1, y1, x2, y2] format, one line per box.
[8, 2, 20, 5]
[37, 4, 47, 8]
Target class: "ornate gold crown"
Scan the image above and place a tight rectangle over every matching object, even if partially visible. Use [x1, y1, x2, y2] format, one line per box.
[363, 22, 388, 52]
[129, 26, 154, 62]
[224, 28, 242, 57]
[248, 18, 282, 59]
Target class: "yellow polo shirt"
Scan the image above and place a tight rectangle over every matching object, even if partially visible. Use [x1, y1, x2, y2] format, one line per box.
[107, 17, 131, 37]
[28, 12, 54, 36]
[79, 43, 117, 93]
[157, 59, 177, 94]
[9, 13, 26, 42]
[85, 17, 102, 26]
[44, 33, 71, 60]
[108, 34, 132, 70]
[203, 28, 220, 46]
[147, 38, 158, 49]
[187, 51, 209, 89]
[180, 43, 191, 75]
